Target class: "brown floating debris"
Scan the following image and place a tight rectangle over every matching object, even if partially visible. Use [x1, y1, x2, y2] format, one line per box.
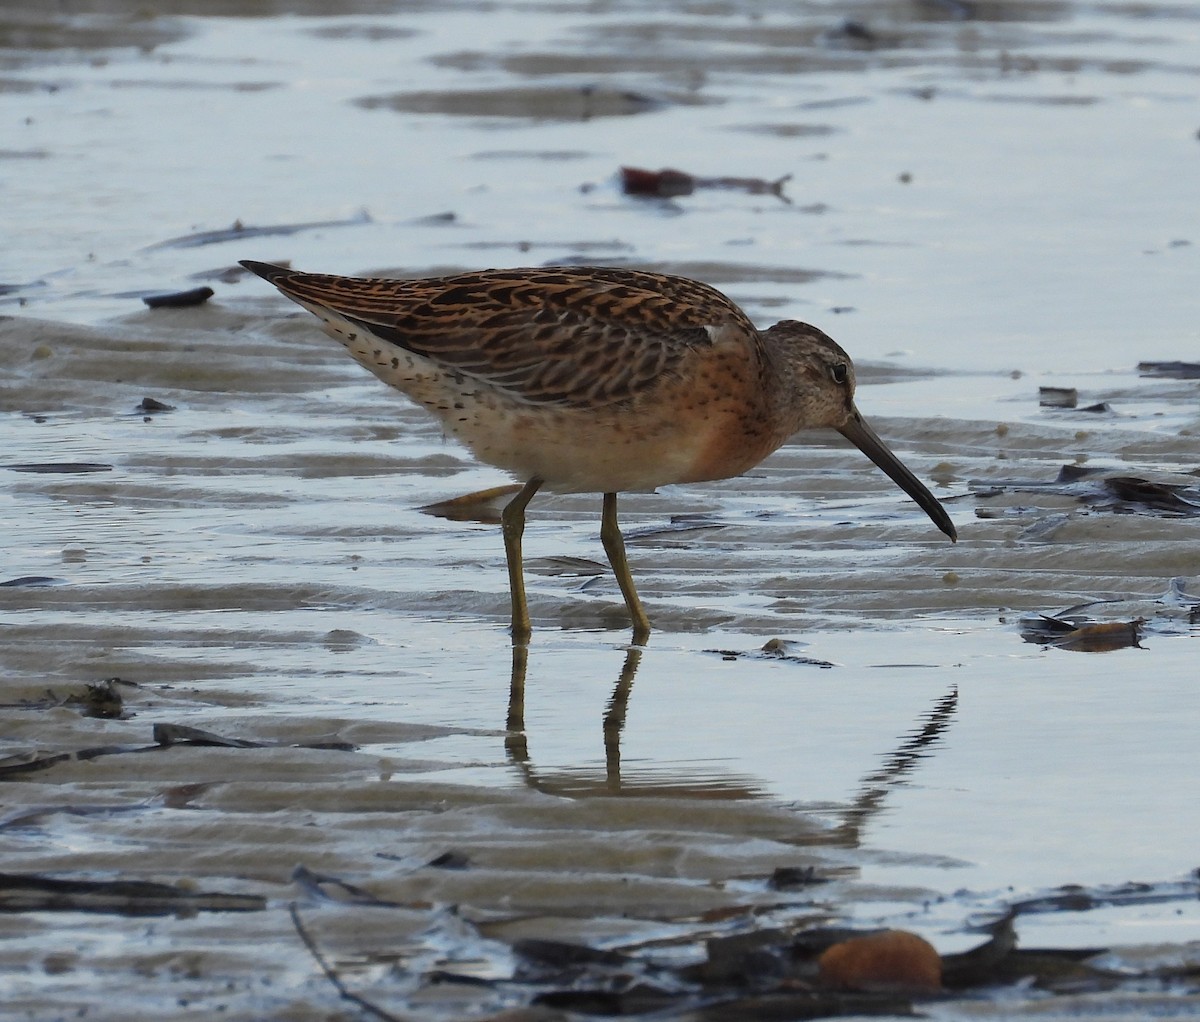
[1020, 579, 1198, 645]
[1055, 619, 1144, 653]
[142, 285, 214, 308]
[1020, 614, 1144, 651]
[621, 165, 695, 197]
[817, 929, 942, 993]
[620, 165, 793, 202]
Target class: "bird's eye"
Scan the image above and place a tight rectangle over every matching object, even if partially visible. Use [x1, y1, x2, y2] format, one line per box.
[830, 362, 848, 384]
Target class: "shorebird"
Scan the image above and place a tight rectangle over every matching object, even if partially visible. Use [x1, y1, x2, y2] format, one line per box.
[241, 261, 956, 644]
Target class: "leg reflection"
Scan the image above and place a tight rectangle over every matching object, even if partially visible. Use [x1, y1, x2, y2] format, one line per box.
[602, 646, 641, 793]
[505, 643, 530, 765]
[505, 643, 644, 794]
[833, 685, 960, 847]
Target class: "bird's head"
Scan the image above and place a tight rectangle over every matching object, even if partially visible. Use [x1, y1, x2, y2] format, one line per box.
[763, 319, 956, 542]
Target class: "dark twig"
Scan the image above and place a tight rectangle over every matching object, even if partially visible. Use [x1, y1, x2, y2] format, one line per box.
[289, 902, 407, 1022]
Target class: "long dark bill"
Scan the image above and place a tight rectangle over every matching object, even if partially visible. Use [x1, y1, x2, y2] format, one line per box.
[838, 409, 957, 542]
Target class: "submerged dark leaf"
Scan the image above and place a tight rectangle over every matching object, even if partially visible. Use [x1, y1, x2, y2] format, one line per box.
[515, 938, 629, 969]
[0, 872, 264, 916]
[153, 723, 355, 751]
[534, 984, 680, 1015]
[768, 866, 828, 891]
[137, 396, 176, 413]
[142, 286, 214, 308]
[426, 850, 471, 870]
[1038, 386, 1077, 408]
[0, 575, 67, 587]
[4, 462, 113, 474]
[1138, 360, 1200, 379]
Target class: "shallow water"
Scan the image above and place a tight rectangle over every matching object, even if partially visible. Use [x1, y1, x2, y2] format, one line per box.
[2, 1, 1199, 1018]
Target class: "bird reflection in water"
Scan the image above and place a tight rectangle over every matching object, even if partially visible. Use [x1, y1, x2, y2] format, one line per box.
[503, 642, 958, 838]
[505, 642, 643, 797]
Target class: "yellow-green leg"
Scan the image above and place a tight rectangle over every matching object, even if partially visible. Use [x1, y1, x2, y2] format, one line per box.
[600, 492, 651, 645]
[501, 477, 543, 644]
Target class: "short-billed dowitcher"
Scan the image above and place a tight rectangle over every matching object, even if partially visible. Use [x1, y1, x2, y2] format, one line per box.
[241, 261, 956, 643]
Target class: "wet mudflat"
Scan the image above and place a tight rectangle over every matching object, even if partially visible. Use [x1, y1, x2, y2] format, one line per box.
[3, 0, 1200, 1018]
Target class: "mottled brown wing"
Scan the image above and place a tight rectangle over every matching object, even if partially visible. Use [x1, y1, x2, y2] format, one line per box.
[243, 263, 757, 408]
